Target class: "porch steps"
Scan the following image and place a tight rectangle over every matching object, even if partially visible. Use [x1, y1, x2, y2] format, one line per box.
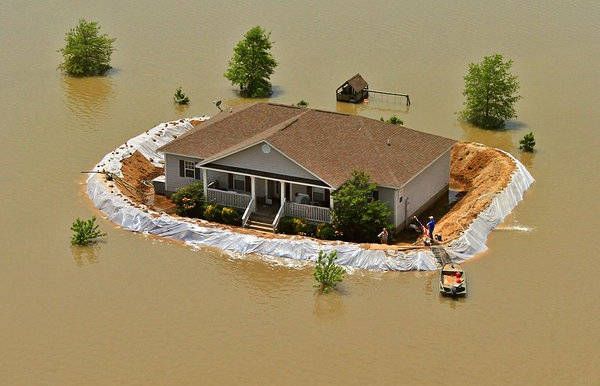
[246, 213, 276, 233]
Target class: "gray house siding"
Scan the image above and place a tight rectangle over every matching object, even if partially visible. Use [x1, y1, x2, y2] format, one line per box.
[403, 149, 451, 220]
[211, 142, 320, 181]
[164, 153, 202, 193]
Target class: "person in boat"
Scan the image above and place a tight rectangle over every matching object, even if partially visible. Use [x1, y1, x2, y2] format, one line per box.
[426, 216, 436, 241]
[378, 227, 389, 244]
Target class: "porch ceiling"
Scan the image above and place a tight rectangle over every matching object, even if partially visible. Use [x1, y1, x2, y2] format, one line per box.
[202, 163, 330, 188]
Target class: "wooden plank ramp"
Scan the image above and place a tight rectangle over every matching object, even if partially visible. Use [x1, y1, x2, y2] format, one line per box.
[431, 246, 451, 266]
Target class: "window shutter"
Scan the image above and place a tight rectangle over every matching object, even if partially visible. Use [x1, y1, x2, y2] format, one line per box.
[324, 189, 330, 204]
[286, 183, 291, 201]
[194, 168, 201, 180]
[245, 176, 251, 192]
[179, 160, 184, 177]
[306, 186, 313, 199]
[228, 174, 233, 189]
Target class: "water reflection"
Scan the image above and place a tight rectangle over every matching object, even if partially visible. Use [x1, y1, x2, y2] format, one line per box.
[313, 290, 345, 320]
[71, 244, 101, 266]
[459, 121, 515, 151]
[518, 150, 536, 169]
[62, 76, 114, 124]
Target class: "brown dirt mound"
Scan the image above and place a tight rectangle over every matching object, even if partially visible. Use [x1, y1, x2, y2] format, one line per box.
[435, 142, 515, 240]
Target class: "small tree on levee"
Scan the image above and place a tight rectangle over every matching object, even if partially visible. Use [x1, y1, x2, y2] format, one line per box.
[71, 217, 106, 246]
[461, 54, 520, 129]
[224, 26, 277, 98]
[314, 250, 345, 293]
[59, 19, 116, 77]
[519, 132, 536, 152]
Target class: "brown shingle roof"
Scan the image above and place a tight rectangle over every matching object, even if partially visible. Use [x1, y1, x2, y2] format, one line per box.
[160, 103, 456, 189]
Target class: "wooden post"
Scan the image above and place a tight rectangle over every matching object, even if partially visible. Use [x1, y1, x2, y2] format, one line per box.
[251, 176, 256, 202]
[280, 181, 286, 203]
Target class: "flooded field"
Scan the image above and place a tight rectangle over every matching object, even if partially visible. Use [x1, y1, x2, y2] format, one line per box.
[1, 1, 598, 384]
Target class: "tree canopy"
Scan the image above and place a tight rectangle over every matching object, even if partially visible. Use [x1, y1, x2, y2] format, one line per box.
[224, 26, 277, 98]
[59, 19, 116, 77]
[461, 54, 520, 129]
[331, 171, 392, 242]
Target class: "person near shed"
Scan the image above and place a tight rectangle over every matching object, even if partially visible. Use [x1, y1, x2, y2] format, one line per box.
[427, 216, 436, 241]
[378, 227, 389, 244]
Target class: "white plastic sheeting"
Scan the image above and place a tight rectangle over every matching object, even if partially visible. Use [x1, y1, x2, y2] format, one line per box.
[87, 119, 534, 271]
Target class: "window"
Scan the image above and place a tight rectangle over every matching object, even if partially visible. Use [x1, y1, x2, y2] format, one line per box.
[312, 187, 325, 203]
[372, 190, 379, 201]
[184, 161, 195, 178]
[233, 175, 245, 192]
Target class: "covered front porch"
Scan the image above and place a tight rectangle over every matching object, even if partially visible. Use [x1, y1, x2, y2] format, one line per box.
[198, 165, 333, 231]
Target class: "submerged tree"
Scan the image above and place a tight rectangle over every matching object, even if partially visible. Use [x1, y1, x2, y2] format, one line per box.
[297, 100, 309, 107]
[71, 217, 106, 246]
[331, 171, 392, 242]
[519, 132, 536, 152]
[174, 87, 190, 105]
[380, 115, 404, 125]
[224, 26, 277, 98]
[314, 250, 345, 293]
[460, 54, 520, 129]
[59, 19, 116, 76]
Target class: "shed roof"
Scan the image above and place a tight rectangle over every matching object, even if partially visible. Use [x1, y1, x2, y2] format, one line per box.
[158, 103, 456, 189]
[342, 73, 368, 91]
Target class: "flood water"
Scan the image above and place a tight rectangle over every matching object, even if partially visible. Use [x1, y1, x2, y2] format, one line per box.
[1, 1, 599, 384]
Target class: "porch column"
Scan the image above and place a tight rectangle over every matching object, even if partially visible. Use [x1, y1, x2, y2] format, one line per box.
[329, 189, 334, 209]
[280, 181, 286, 203]
[202, 168, 208, 198]
[250, 176, 256, 201]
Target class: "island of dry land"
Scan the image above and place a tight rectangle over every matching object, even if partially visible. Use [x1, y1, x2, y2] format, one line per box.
[106, 139, 516, 252]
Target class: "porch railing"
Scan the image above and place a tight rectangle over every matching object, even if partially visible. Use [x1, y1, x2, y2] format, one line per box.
[242, 197, 255, 227]
[284, 201, 332, 223]
[207, 188, 251, 210]
[272, 202, 286, 231]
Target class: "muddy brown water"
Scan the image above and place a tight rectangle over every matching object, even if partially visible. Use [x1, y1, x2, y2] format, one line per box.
[1, 1, 599, 385]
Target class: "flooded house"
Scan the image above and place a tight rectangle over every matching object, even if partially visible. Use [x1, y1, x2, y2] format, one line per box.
[157, 103, 455, 231]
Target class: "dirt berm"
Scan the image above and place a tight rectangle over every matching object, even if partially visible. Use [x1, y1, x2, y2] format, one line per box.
[116, 142, 516, 249]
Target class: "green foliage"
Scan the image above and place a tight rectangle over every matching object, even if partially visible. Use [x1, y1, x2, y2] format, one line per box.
[71, 217, 106, 246]
[380, 115, 404, 125]
[220, 207, 241, 225]
[297, 100, 309, 107]
[174, 87, 190, 105]
[278, 216, 308, 235]
[519, 132, 536, 152]
[58, 19, 116, 77]
[203, 203, 222, 222]
[314, 250, 345, 293]
[224, 26, 277, 98]
[331, 171, 393, 242]
[460, 54, 521, 129]
[171, 182, 205, 218]
[316, 223, 337, 240]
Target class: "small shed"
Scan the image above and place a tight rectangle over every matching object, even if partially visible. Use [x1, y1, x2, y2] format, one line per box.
[336, 73, 369, 103]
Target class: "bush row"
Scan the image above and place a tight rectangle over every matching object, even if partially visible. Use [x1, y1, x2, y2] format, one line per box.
[277, 217, 337, 240]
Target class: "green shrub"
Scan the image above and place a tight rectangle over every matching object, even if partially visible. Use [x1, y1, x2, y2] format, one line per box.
[331, 170, 393, 242]
[221, 207, 241, 225]
[277, 216, 311, 235]
[297, 100, 309, 107]
[71, 217, 106, 246]
[316, 223, 336, 240]
[519, 132, 536, 152]
[171, 182, 205, 218]
[380, 115, 403, 125]
[314, 250, 345, 293]
[174, 87, 190, 105]
[203, 203, 222, 222]
[59, 19, 116, 77]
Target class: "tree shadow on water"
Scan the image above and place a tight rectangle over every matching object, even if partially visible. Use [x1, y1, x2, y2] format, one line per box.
[313, 288, 346, 320]
[71, 244, 102, 266]
[62, 75, 114, 126]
